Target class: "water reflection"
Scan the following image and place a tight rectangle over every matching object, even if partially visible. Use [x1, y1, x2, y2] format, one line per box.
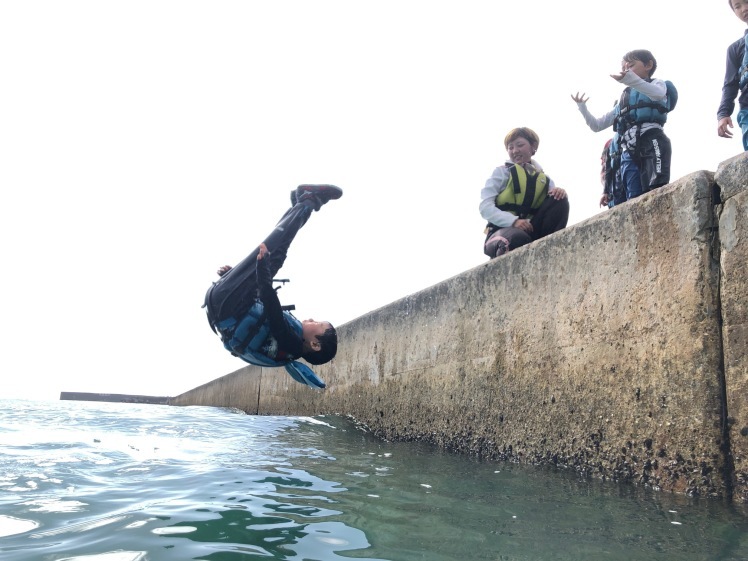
[0, 401, 746, 561]
[154, 503, 387, 561]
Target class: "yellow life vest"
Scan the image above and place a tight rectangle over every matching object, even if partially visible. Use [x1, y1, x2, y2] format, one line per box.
[495, 164, 549, 219]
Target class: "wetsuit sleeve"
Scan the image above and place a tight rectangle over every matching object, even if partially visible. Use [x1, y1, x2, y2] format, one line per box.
[718, 37, 743, 120]
[480, 165, 517, 228]
[256, 257, 304, 357]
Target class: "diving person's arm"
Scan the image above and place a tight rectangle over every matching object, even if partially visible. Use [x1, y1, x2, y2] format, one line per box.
[256, 245, 304, 357]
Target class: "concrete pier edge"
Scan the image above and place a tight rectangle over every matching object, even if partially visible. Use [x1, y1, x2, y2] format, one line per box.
[170, 152, 748, 502]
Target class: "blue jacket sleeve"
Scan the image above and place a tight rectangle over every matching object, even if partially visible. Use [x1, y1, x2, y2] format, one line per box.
[718, 34, 747, 120]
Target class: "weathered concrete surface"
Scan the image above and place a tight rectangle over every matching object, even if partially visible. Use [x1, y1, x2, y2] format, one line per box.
[170, 367, 262, 413]
[172, 154, 748, 501]
[716, 153, 748, 503]
[60, 392, 170, 405]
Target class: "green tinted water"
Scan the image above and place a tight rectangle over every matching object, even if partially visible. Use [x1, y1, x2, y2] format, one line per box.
[0, 399, 745, 560]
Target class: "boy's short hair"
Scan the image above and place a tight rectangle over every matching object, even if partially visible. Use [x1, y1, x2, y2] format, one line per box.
[623, 49, 657, 77]
[504, 127, 540, 150]
[303, 325, 337, 365]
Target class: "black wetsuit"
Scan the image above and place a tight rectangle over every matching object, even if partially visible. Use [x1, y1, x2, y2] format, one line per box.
[203, 201, 315, 361]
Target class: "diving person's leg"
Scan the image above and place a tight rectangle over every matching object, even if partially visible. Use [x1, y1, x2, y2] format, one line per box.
[262, 184, 343, 277]
[205, 185, 343, 322]
[260, 203, 313, 278]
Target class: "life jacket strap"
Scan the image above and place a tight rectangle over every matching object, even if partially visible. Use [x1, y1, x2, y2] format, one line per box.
[229, 310, 267, 356]
[614, 83, 674, 134]
[518, 171, 538, 219]
[510, 165, 522, 195]
[500, 165, 542, 220]
[507, 165, 539, 219]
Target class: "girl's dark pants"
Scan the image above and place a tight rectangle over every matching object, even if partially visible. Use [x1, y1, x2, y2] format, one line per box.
[204, 201, 314, 325]
[484, 196, 570, 258]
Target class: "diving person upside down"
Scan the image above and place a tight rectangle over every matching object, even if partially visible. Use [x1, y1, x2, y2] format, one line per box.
[203, 184, 342, 389]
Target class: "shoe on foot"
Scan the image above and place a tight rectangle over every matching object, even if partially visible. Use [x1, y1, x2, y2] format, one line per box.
[295, 184, 343, 211]
[494, 239, 509, 258]
[290, 189, 298, 206]
[487, 235, 509, 259]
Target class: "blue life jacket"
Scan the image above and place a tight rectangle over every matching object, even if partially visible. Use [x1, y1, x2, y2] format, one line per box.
[740, 33, 748, 89]
[614, 80, 678, 135]
[214, 301, 326, 389]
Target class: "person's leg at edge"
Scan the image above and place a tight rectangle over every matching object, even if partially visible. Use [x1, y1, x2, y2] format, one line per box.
[737, 108, 748, 151]
[484, 229, 509, 258]
[484, 227, 532, 258]
[530, 196, 569, 240]
[620, 150, 642, 201]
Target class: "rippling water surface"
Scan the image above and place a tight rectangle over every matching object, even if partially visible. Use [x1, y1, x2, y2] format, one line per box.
[0, 399, 746, 561]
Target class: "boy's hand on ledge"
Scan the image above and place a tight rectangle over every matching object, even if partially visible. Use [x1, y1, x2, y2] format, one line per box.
[257, 243, 268, 260]
[718, 117, 734, 139]
[217, 265, 233, 277]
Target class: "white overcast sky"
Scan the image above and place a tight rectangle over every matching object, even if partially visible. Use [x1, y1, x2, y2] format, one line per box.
[1, 1, 744, 401]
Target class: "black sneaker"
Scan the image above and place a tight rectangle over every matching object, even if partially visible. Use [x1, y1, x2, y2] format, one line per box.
[494, 239, 509, 258]
[290, 190, 298, 206]
[295, 184, 343, 211]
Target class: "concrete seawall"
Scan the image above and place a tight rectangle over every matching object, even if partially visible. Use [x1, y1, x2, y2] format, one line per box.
[171, 152, 748, 502]
[60, 392, 170, 405]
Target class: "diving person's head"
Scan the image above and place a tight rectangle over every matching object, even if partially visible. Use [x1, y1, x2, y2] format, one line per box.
[301, 319, 338, 365]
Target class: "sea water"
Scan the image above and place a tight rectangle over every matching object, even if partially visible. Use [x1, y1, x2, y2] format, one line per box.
[0, 399, 746, 561]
